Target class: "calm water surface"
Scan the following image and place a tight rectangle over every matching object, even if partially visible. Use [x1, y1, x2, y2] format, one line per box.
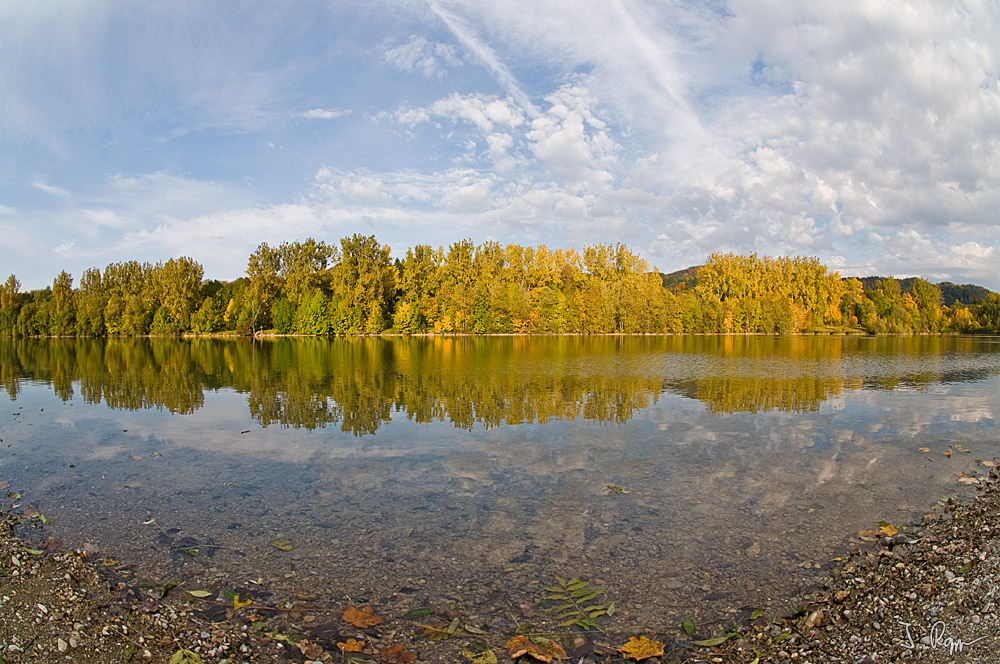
[1, 336, 998, 631]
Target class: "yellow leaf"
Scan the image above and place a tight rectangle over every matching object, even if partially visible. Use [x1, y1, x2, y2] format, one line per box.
[462, 647, 498, 664]
[270, 538, 293, 551]
[981, 460, 997, 467]
[337, 638, 364, 653]
[878, 524, 898, 537]
[233, 594, 252, 610]
[505, 635, 566, 662]
[620, 636, 665, 661]
[918, 447, 930, 453]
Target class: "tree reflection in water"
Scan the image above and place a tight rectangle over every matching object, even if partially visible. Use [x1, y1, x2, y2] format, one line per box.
[1, 335, 996, 432]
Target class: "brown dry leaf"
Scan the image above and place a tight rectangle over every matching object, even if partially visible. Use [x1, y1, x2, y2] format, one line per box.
[337, 638, 365, 653]
[857, 529, 880, 540]
[918, 447, 930, 453]
[981, 460, 997, 467]
[620, 635, 665, 661]
[297, 638, 324, 659]
[945, 448, 953, 458]
[505, 635, 567, 662]
[22, 506, 39, 519]
[343, 604, 385, 628]
[0, 480, 9, 490]
[379, 643, 418, 664]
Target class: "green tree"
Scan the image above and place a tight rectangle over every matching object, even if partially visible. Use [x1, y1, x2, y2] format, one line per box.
[909, 278, 943, 332]
[246, 243, 283, 332]
[75, 267, 107, 336]
[50, 270, 75, 335]
[279, 238, 338, 305]
[190, 294, 227, 334]
[396, 244, 441, 332]
[0, 274, 21, 335]
[151, 256, 204, 334]
[331, 234, 397, 333]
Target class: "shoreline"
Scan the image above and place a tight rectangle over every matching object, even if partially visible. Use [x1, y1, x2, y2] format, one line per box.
[2, 472, 998, 663]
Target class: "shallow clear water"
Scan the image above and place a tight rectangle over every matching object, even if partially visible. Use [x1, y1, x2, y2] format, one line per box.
[1, 335, 998, 631]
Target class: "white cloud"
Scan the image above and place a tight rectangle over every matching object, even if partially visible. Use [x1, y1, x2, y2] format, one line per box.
[441, 174, 493, 212]
[298, 108, 351, 120]
[3, 2, 999, 291]
[31, 179, 72, 199]
[429, 93, 524, 133]
[394, 106, 432, 127]
[526, 84, 619, 187]
[382, 35, 461, 77]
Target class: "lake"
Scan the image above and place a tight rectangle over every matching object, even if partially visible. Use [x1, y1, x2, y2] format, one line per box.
[1, 335, 998, 636]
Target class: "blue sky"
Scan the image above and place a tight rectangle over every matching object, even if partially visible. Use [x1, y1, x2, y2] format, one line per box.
[2, 0, 999, 291]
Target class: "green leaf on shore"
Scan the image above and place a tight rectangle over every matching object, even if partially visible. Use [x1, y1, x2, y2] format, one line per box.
[169, 649, 205, 664]
[692, 632, 736, 647]
[682, 619, 696, 636]
[543, 575, 610, 633]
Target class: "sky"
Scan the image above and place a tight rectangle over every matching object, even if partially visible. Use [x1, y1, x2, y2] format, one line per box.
[2, 0, 999, 292]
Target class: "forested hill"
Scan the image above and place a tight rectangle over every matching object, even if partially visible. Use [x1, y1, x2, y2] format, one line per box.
[1, 237, 998, 337]
[853, 277, 992, 306]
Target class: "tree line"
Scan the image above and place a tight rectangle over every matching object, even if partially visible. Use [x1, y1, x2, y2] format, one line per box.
[1, 235, 998, 337]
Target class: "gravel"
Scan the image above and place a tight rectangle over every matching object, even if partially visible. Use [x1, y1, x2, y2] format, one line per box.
[2, 470, 999, 663]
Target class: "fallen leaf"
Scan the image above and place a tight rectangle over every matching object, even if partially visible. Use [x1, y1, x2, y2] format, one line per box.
[918, 447, 930, 453]
[0, 481, 8, 490]
[270, 538, 293, 551]
[342, 605, 384, 628]
[605, 485, 629, 494]
[620, 636, 665, 661]
[878, 523, 898, 537]
[462, 646, 498, 664]
[945, 448, 953, 458]
[337, 638, 364, 653]
[682, 619, 696, 637]
[981, 460, 997, 467]
[692, 633, 736, 647]
[379, 643, 417, 663]
[297, 638, 324, 659]
[233, 594, 252, 610]
[186, 590, 213, 599]
[505, 635, 566, 662]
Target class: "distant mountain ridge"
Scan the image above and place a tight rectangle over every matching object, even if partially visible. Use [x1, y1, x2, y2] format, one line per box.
[658, 266, 995, 306]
